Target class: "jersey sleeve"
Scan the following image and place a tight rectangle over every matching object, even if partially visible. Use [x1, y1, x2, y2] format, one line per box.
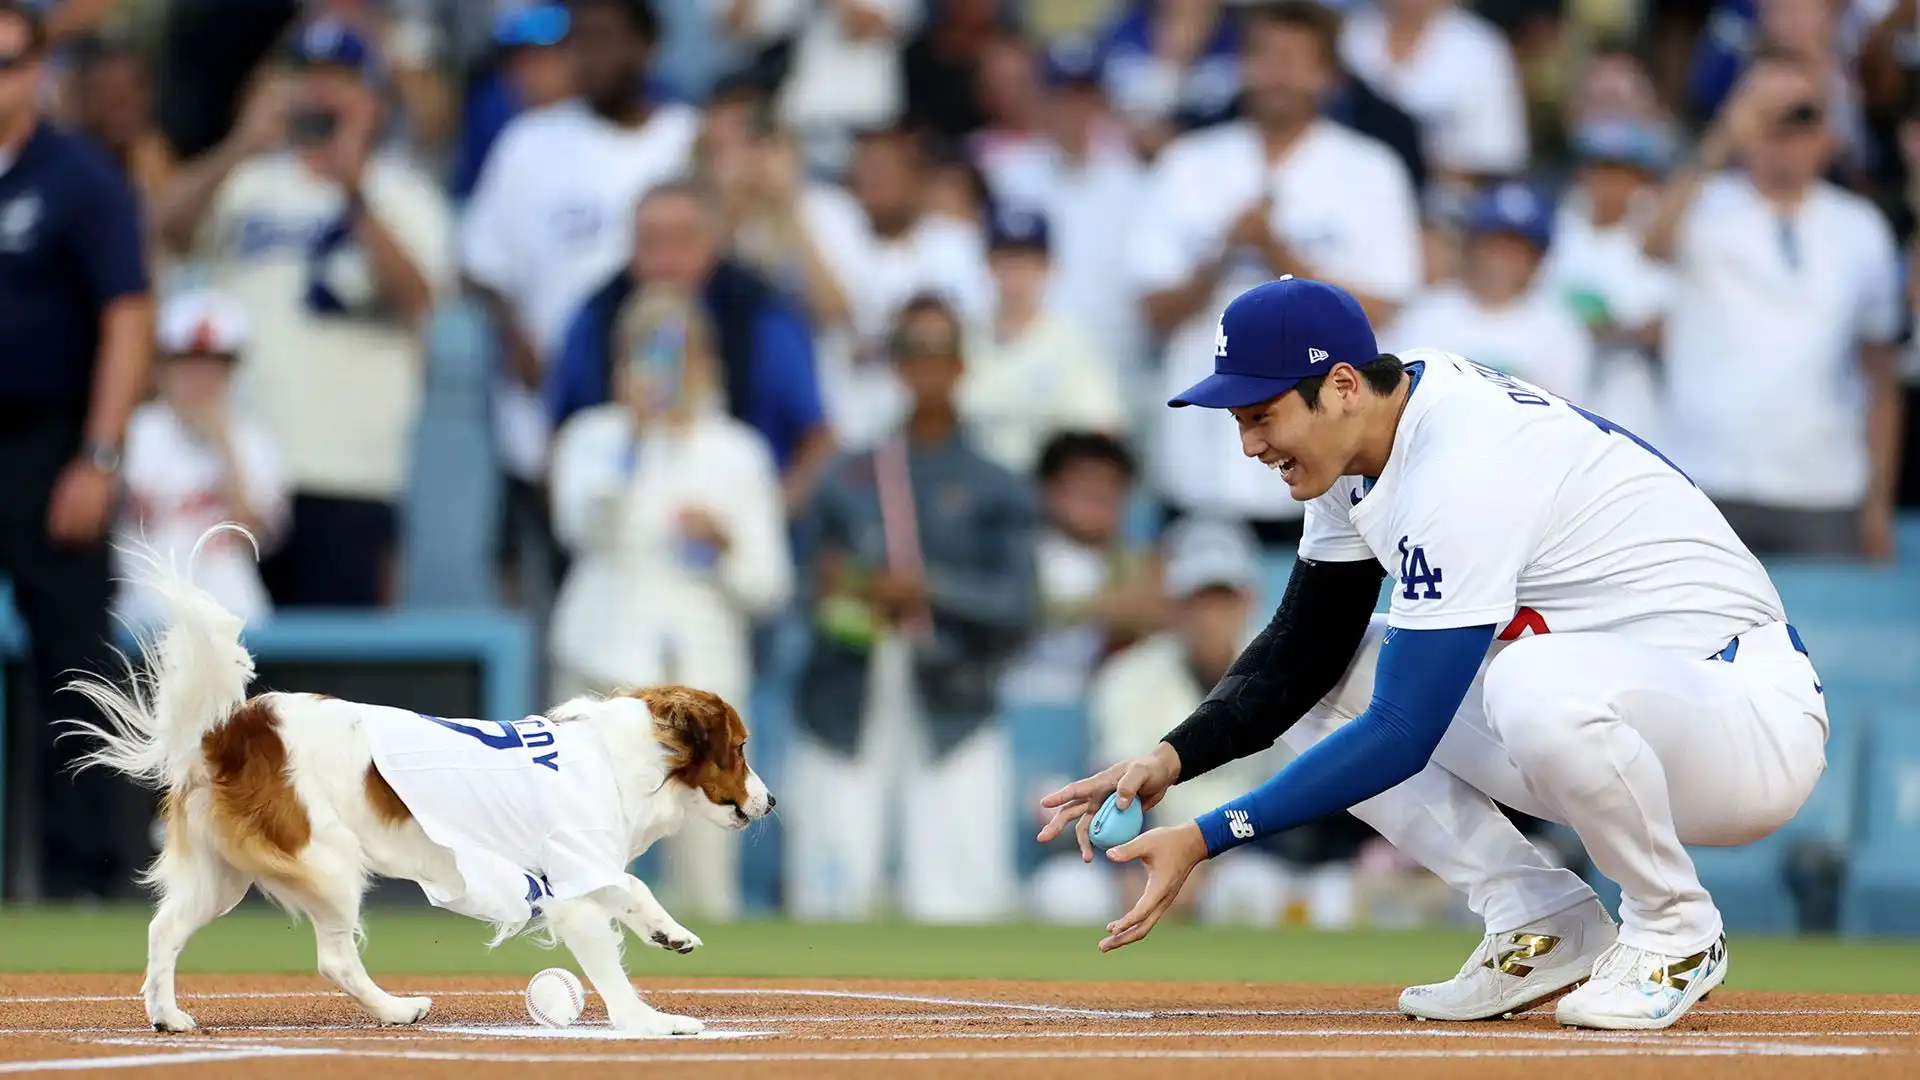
[1854, 209, 1902, 346]
[1299, 485, 1373, 563]
[1384, 452, 1549, 630]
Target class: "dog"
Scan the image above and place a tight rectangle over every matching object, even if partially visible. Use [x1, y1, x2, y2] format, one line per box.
[65, 528, 774, 1035]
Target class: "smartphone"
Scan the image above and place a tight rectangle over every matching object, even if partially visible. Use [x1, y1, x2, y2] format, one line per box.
[289, 107, 339, 145]
[629, 317, 687, 406]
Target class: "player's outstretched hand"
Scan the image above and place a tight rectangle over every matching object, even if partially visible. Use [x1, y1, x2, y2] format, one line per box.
[1037, 744, 1181, 863]
[1099, 822, 1208, 953]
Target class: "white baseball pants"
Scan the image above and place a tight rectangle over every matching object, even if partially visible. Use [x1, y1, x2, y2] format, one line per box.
[783, 636, 1014, 923]
[1289, 616, 1828, 954]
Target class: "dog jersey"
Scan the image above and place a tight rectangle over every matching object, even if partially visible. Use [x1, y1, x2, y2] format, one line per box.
[362, 706, 631, 926]
[1299, 348, 1786, 655]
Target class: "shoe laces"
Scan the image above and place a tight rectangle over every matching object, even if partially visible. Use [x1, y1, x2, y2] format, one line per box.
[1585, 942, 1652, 990]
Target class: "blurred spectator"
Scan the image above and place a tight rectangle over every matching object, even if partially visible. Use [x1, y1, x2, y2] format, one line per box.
[306, 0, 456, 157]
[1136, 0, 1419, 540]
[65, 34, 175, 210]
[450, 3, 574, 199]
[1099, 0, 1240, 159]
[1315, 36, 1430, 198]
[154, 19, 453, 606]
[959, 206, 1129, 474]
[827, 124, 992, 447]
[548, 285, 793, 920]
[549, 182, 836, 510]
[117, 289, 288, 630]
[1386, 181, 1594, 401]
[923, 149, 991, 229]
[1022, 0, 1122, 44]
[1541, 118, 1676, 437]
[0, 0, 153, 898]
[1001, 431, 1161, 709]
[788, 295, 1040, 922]
[728, 0, 918, 173]
[1339, 0, 1529, 185]
[154, 0, 300, 159]
[1690, 0, 1875, 185]
[1028, 516, 1306, 928]
[1644, 49, 1904, 559]
[1570, 40, 1673, 130]
[903, 0, 1006, 141]
[462, 0, 697, 593]
[1899, 111, 1920, 509]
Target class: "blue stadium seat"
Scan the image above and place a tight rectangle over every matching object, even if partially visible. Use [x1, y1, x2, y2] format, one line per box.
[1841, 702, 1920, 936]
[400, 297, 503, 610]
[1007, 701, 1090, 876]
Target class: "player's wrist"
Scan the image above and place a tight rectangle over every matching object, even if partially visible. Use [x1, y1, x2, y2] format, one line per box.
[1152, 741, 1183, 785]
[1194, 800, 1256, 859]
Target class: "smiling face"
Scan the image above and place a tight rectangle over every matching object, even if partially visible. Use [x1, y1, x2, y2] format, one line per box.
[1226, 365, 1378, 500]
[630, 685, 774, 830]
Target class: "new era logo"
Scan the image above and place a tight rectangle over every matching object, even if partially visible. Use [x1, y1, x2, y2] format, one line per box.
[1226, 809, 1254, 840]
[1308, 348, 1330, 364]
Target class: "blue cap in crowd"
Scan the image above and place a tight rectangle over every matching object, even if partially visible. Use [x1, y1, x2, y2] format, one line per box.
[1043, 37, 1104, 89]
[987, 206, 1051, 253]
[495, 3, 570, 49]
[1572, 118, 1674, 176]
[292, 18, 373, 71]
[1168, 276, 1378, 409]
[1464, 181, 1553, 251]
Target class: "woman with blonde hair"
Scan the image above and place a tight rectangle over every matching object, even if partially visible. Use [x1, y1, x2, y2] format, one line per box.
[548, 284, 795, 921]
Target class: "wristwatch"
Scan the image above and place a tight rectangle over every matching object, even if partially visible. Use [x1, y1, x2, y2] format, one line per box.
[79, 439, 122, 474]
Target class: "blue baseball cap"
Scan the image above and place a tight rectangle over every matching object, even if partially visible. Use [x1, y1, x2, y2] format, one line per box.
[1168, 276, 1379, 409]
[1572, 118, 1674, 176]
[495, 3, 570, 49]
[292, 18, 373, 71]
[1464, 181, 1553, 251]
[987, 205, 1050, 253]
[1043, 37, 1104, 88]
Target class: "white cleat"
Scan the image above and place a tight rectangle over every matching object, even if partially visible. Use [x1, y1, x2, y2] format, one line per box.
[1400, 898, 1617, 1021]
[1555, 934, 1727, 1031]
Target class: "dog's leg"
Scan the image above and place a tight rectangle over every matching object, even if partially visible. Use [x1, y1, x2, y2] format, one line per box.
[144, 849, 251, 1032]
[548, 895, 704, 1035]
[281, 845, 431, 1025]
[614, 875, 703, 954]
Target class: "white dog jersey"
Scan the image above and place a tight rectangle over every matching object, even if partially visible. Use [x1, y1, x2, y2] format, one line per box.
[1298, 348, 1785, 655]
[361, 706, 630, 926]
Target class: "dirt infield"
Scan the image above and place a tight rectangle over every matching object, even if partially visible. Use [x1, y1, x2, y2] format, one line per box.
[1, 974, 1915, 1078]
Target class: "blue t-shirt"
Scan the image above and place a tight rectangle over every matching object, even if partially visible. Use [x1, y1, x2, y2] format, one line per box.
[0, 123, 148, 407]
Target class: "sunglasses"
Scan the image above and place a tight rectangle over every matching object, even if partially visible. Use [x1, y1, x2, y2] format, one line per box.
[891, 337, 959, 360]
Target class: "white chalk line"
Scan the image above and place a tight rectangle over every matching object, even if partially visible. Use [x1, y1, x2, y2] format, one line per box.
[0, 1047, 325, 1074]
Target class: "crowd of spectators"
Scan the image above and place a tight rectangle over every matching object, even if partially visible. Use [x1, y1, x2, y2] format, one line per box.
[3, 0, 1919, 918]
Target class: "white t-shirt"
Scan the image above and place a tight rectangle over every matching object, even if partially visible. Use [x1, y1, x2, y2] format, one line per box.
[460, 100, 700, 477]
[1338, 6, 1528, 177]
[1131, 120, 1420, 520]
[114, 403, 288, 628]
[1300, 350, 1784, 655]
[959, 311, 1130, 475]
[1661, 175, 1902, 509]
[1540, 194, 1674, 444]
[1383, 283, 1595, 402]
[195, 152, 453, 500]
[363, 705, 631, 926]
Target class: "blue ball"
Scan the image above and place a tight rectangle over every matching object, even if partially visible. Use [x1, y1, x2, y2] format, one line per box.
[1089, 791, 1144, 850]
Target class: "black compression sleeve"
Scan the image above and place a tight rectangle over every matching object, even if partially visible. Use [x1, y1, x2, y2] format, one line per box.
[1160, 557, 1386, 784]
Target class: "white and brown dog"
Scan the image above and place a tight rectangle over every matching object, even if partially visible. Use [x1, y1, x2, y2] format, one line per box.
[66, 530, 773, 1035]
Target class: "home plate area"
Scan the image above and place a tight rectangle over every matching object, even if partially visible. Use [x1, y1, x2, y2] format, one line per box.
[2, 976, 1918, 1078]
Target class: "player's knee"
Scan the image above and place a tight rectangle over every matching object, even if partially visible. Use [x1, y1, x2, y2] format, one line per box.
[1482, 635, 1596, 767]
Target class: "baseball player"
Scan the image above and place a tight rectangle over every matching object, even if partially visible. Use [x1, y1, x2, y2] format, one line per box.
[1039, 276, 1828, 1031]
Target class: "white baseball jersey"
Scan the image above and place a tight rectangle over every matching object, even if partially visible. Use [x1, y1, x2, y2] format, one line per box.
[1299, 349, 1785, 655]
[362, 707, 630, 926]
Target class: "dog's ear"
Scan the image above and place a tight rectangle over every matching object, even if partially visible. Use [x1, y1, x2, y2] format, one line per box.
[634, 685, 750, 806]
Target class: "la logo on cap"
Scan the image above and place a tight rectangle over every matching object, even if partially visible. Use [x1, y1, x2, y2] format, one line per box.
[1308, 348, 1330, 364]
[1214, 319, 1228, 357]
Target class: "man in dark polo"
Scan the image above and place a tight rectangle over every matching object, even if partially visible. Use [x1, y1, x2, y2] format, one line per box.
[0, 1, 154, 899]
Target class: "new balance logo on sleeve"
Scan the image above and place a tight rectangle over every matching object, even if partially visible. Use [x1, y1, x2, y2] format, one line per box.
[1227, 809, 1254, 839]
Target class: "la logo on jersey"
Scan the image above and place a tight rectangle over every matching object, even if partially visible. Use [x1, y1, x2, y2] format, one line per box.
[1397, 536, 1443, 601]
[1226, 809, 1254, 840]
[1308, 348, 1329, 364]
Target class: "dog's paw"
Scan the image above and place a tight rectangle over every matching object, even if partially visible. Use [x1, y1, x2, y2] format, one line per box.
[659, 1012, 706, 1036]
[375, 996, 433, 1025]
[648, 926, 702, 955]
[610, 1008, 706, 1036]
[149, 1007, 197, 1033]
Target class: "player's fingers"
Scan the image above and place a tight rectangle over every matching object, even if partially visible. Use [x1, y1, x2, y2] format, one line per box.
[1104, 832, 1148, 864]
[1074, 810, 1095, 863]
[1039, 773, 1107, 809]
[1036, 800, 1088, 843]
[1113, 763, 1150, 810]
[1100, 903, 1169, 952]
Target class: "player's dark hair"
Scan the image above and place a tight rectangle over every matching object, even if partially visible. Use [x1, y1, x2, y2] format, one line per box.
[1293, 353, 1406, 412]
[1037, 431, 1137, 485]
[566, 0, 659, 43]
[1241, 0, 1341, 65]
[0, 0, 47, 55]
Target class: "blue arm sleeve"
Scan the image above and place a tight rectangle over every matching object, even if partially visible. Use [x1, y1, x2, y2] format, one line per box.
[752, 307, 826, 471]
[1194, 623, 1495, 857]
[546, 305, 609, 429]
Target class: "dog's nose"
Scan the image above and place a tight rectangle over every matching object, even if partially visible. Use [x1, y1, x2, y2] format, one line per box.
[766, 793, 777, 811]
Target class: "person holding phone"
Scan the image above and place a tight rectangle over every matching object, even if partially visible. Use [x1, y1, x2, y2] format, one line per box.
[547, 285, 795, 921]
[149, 16, 452, 607]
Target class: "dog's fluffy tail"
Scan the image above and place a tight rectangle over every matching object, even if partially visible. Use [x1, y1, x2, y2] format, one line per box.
[62, 524, 259, 793]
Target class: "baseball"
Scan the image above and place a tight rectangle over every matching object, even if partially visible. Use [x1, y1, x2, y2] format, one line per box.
[525, 967, 585, 1028]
